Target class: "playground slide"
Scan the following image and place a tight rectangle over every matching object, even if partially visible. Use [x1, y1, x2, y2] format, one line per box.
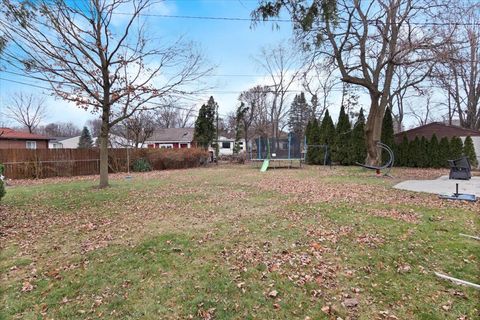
[260, 159, 269, 172]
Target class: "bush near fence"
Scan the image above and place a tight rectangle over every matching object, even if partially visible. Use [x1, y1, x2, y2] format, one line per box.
[0, 148, 209, 180]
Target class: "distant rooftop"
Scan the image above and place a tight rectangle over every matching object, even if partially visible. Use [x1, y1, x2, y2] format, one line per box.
[146, 128, 195, 143]
[0, 128, 50, 140]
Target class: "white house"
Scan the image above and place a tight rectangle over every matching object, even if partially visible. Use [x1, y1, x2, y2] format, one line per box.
[212, 136, 247, 156]
[48, 134, 134, 148]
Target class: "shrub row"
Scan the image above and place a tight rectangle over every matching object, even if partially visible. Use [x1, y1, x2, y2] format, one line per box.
[394, 134, 478, 168]
[132, 148, 210, 172]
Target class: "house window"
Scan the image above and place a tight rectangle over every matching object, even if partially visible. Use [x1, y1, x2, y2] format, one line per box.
[52, 143, 63, 149]
[222, 142, 231, 149]
[160, 144, 173, 149]
[26, 141, 37, 149]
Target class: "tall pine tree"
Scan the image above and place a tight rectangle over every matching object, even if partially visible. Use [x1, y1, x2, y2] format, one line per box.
[428, 134, 440, 168]
[334, 105, 352, 165]
[449, 136, 463, 160]
[194, 96, 216, 150]
[319, 110, 335, 164]
[288, 92, 310, 140]
[418, 136, 429, 168]
[306, 118, 322, 164]
[463, 136, 478, 167]
[438, 137, 450, 167]
[78, 126, 94, 148]
[409, 136, 421, 167]
[381, 107, 394, 163]
[397, 134, 409, 166]
[233, 102, 248, 154]
[350, 108, 367, 164]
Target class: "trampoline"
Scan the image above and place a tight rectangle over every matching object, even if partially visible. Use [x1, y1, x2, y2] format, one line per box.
[253, 133, 304, 170]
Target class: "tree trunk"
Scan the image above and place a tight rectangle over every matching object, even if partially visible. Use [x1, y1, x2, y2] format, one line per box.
[364, 96, 384, 165]
[98, 107, 110, 188]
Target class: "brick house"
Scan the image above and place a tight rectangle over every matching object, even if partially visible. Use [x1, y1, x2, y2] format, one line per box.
[0, 128, 50, 149]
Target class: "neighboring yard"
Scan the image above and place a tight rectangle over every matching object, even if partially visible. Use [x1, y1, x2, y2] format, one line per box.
[0, 166, 478, 319]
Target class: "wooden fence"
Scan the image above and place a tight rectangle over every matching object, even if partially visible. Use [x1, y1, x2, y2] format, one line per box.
[0, 148, 209, 179]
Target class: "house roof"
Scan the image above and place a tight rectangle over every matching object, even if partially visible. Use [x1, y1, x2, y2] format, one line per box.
[146, 128, 195, 143]
[0, 128, 50, 141]
[394, 122, 480, 143]
[49, 136, 71, 143]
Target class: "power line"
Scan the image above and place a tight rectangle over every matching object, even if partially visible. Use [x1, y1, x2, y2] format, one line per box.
[112, 12, 480, 27]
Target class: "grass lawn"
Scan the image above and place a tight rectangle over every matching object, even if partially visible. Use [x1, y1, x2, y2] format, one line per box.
[1, 165, 479, 319]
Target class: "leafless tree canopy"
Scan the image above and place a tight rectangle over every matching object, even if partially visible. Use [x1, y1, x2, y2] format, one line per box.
[238, 85, 271, 139]
[301, 57, 338, 120]
[154, 103, 196, 129]
[432, 1, 480, 129]
[2, 92, 46, 133]
[0, 0, 211, 187]
[39, 122, 81, 137]
[254, 0, 448, 164]
[113, 111, 155, 148]
[255, 43, 303, 142]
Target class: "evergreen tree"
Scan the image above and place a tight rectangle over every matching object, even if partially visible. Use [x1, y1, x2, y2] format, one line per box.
[194, 96, 216, 150]
[428, 134, 440, 168]
[418, 136, 429, 168]
[319, 110, 335, 164]
[306, 118, 322, 164]
[397, 134, 409, 166]
[449, 136, 463, 159]
[381, 107, 395, 163]
[350, 108, 367, 164]
[305, 120, 313, 163]
[233, 102, 248, 154]
[409, 136, 421, 167]
[463, 135, 478, 167]
[288, 92, 310, 139]
[78, 126, 94, 148]
[438, 137, 450, 168]
[334, 105, 352, 165]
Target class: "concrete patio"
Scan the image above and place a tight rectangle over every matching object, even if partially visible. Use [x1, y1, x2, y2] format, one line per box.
[394, 175, 480, 197]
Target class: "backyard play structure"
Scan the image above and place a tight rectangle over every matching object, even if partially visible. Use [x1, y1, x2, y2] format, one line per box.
[254, 133, 306, 171]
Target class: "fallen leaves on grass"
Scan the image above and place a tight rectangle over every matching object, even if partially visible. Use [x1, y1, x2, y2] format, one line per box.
[369, 208, 420, 223]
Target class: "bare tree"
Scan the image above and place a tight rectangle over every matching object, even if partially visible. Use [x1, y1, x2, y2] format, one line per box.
[239, 85, 270, 145]
[1, 0, 210, 187]
[113, 111, 155, 148]
[255, 43, 303, 144]
[2, 93, 46, 133]
[40, 122, 81, 137]
[302, 57, 338, 120]
[432, 1, 480, 129]
[87, 119, 103, 139]
[389, 65, 432, 132]
[177, 105, 196, 128]
[254, 0, 445, 165]
[409, 89, 442, 126]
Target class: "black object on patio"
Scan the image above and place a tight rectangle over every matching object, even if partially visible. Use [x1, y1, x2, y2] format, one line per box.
[448, 156, 472, 180]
